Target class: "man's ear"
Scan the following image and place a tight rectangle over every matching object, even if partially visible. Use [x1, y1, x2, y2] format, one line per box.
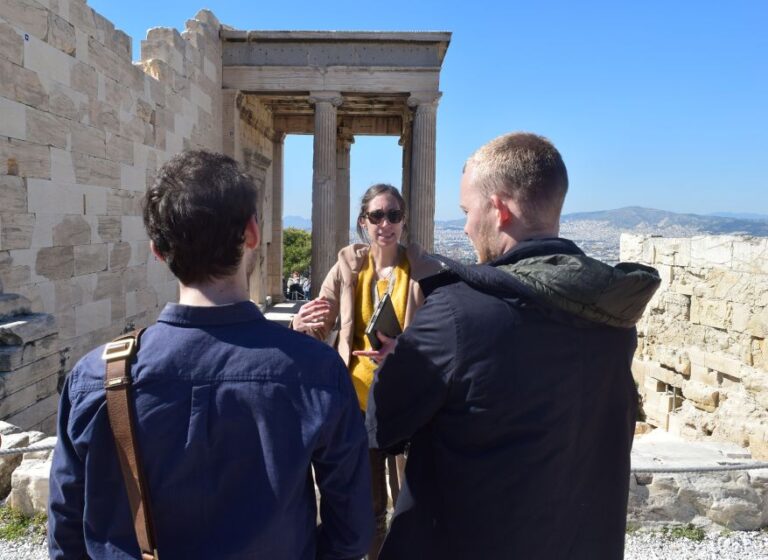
[149, 241, 164, 261]
[244, 214, 260, 249]
[490, 194, 512, 228]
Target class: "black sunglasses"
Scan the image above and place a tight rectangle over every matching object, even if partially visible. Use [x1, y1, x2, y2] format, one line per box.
[365, 209, 404, 225]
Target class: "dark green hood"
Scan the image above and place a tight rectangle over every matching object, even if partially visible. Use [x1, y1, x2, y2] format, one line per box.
[497, 254, 660, 328]
[429, 238, 661, 329]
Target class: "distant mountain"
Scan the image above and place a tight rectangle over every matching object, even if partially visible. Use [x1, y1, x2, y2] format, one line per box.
[436, 218, 466, 230]
[561, 206, 768, 236]
[283, 215, 311, 230]
[295, 208, 768, 236]
[708, 212, 768, 221]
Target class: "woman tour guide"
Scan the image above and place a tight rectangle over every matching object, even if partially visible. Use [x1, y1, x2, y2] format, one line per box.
[292, 183, 441, 559]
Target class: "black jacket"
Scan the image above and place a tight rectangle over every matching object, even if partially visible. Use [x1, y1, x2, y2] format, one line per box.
[366, 238, 660, 560]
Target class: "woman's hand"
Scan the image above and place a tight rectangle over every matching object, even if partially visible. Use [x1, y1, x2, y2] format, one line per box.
[352, 332, 396, 364]
[292, 297, 332, 334]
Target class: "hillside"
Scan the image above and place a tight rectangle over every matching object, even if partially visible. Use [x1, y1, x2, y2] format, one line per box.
[561, 207, 768, 236]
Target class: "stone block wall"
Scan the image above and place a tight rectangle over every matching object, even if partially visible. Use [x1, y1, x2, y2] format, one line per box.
[0, 1, 230, 431]
[622, 234, 768, 458]
[231, 93, 277, 307]
[0, 281, 61, 433]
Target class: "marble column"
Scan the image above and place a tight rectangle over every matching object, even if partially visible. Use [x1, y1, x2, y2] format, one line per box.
[399, 111, 413, 245]
[309, 91, 342, 297]
[336, 128, 354, 252]
[268, 132, 286, 301]
[221, 90, 238, 158]
[408, 92, 441, 252]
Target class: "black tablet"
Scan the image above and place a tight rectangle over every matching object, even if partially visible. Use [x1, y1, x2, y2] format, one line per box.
[365, 292, 402, 350]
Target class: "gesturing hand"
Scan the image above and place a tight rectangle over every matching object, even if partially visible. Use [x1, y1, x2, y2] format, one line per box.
[292, 297, 332, 333]
[352, 332, 396, 365]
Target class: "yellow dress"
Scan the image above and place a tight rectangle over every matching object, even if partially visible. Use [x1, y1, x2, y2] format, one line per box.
[348, 253, 410, 410]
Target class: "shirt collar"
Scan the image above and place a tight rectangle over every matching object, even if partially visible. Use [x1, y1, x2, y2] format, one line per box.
[157, 301, 264, 327]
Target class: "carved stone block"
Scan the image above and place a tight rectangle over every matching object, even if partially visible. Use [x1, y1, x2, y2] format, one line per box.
[97, 216, 121, 243]
[0, 293, 31, 321]
[72, 152, 120, 187]
[0, 59, 48, 111]
[71, 61, 97, 96]
[93, 271, 122, 300]
[105, 134, 134, 165]
[0, 175, 27, 214]
[35, 245, 74, 280]
[74, 244, 107, 276]
[0, 213, 35, 250]
[0, 333, 57, 371]
[0, 21, 23, 66]
[0, 138, 51, 179]
[71, 122, 106, 158]
[0, 313, 56, 347]
[47, 11, 75, 55]
[109, 242, 131, 270]
[52, 215, 91, 246]
[25, 107, 68, 149]
[1, 0, 48, 42]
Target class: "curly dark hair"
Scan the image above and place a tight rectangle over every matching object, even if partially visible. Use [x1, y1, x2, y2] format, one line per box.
[142, 150, 258, 285]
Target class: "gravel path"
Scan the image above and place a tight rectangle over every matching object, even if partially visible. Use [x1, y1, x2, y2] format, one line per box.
[625, 531, 768, 560]
[2, 531, 767, 559]
[0, 533, 47, 560]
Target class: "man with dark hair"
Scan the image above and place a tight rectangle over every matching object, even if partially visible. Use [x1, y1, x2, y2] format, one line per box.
[367, 132, 661, 559]
[48, 150, 373, 559]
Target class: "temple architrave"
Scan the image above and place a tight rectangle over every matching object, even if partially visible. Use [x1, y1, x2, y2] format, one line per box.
[0, 3, 449, 432]
[219, 30, 450, 297]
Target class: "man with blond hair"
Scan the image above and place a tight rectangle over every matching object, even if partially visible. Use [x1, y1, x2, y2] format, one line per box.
[367, 132, 660, 559]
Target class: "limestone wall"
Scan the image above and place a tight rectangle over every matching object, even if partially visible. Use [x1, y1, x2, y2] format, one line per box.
[622, 234, 768, 458]
[0, 1, 230, 431]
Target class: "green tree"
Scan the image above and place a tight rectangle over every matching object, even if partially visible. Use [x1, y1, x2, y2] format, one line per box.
[283, 227, 311, 279]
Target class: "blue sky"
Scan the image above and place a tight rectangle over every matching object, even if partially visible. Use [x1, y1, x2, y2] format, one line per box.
[89, 0, 767, 221]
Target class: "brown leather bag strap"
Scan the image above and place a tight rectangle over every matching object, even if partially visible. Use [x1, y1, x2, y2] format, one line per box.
[103, 329, 159, 560]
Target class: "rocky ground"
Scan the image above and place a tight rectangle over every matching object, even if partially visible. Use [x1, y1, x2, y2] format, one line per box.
[625, 530, 768, 559]
[2, 531, 767, 559]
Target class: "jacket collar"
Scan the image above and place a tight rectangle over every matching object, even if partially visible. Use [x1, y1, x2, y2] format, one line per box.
[158, 301, 264, 326]
[336, 243, 441, 281]
[488, 237, 584, 266]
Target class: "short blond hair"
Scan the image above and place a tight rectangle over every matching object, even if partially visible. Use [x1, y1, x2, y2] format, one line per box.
[466, 132, 568, 229]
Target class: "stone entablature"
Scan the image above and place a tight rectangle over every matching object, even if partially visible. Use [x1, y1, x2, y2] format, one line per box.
[221, 29, 450, 293]
[622, 234, 768, 458]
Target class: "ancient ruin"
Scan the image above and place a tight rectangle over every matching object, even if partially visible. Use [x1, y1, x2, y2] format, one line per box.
[623, 235, 768, 459]
[1, 0, 767, 534]
[0, 1, 449, 431]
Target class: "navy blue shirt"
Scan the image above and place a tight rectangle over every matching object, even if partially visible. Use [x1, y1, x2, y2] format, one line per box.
[49, 301, 373, 559]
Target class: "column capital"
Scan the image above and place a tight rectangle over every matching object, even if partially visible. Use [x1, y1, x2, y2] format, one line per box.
[271, 131, 286, 143]
[407, 91, 442, 110]
[337, 126, 355, 147]
[309, 91, 343, 107]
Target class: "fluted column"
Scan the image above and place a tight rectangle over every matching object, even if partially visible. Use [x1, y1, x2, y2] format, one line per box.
[336, 128, 354, 253]
[309, 91, 342, 297]
[268, 132, 286, 301]
[399, 111, 413, 245]
[408, 92, 441, 252]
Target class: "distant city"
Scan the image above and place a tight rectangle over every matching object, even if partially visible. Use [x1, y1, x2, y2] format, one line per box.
[284, 207, 768, 266]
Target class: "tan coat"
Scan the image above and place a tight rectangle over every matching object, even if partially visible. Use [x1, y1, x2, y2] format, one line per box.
[312, 243, 443, 366]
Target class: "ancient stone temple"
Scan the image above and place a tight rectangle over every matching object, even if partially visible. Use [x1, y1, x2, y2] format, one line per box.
[0, 2, 450, 431]
[220, 30, 449, 295]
